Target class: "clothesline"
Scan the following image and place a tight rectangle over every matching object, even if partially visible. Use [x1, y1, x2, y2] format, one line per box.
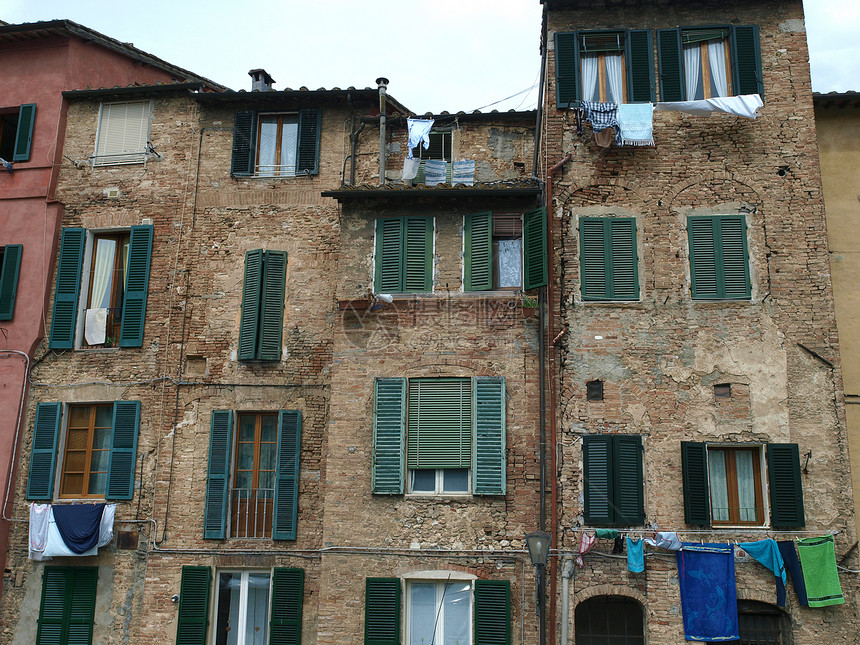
[568, 527, 840, 537]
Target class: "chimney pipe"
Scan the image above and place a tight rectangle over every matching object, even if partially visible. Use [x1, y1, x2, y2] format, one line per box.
[377, 77, 389, 186]
[249, 69, 275, 92]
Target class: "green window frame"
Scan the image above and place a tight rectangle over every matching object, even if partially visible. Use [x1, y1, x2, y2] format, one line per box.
[231, 109, 321, 177]
[0, 103, 36, 162]
[36, 566, 98, 645]
[579, 217, 639, 301]
[374, 217, 433, 293]
[688, 215, 751, 300]
[582, 435, 644, 525]
[0, 244, 22, 320]
[238, 249, 287, 362]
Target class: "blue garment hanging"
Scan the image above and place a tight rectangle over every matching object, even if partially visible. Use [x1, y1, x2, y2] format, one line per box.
[627, 537, 644, 573]
[51, 503, 105, 554]
[677, 543, 739, 642]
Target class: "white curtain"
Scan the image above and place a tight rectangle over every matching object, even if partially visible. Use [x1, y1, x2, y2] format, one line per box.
[708, 451, 730, 523]
[581, 55, 599, 102]
[410, 583, 437, 645]
[497, 239, 521, 288]
[443, 583, 471, 645]
[245, 573, 270, 645]
[735, 451, 757, 522]
[684, 45, 702, 101]
[605, 54, 624, 104]
[90, 238, 116, 309]
[708, 40, 729, 97]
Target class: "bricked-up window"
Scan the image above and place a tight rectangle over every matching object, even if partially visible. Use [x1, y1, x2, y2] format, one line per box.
[575, 595, 645, 645]
[465, 210, 547, 292]
[36, 567, 98, 645]
[687, 215, 750, 300]
[580, 217, 639, 301]
[0, 244, 23, 320]
[736, 600, 789, 645]
[231, 109, 321, 177]
[582, 435, 645, 525]
[238, 250, 287, 362]
[0, 103, 36, 162]
[374, 217, 433, 293]
[93, 101, 151, 166]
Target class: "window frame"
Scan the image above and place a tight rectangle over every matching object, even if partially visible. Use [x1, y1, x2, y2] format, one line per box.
[36, 566, 98, 645]
[238, 249, 288, 362]
[58, 403, 114, 499]
[0, 103, 36, 162]
[373, 217, 434, 294]
[212, 569, 273, 645]
[706, 444, 765, 526]
[405, 578, 474, 645]
[231, 412, 278, 538]
[574, 595, 645, 645]
[93, 100, 152, 166]
[579, 217, 639, 301]
[83, 232, 130, 348]
[582, 434, 645, 526]
[231, 109, 321, 178]
[687, 214, 751, 300]
[681, 29, 734, 100]
[255, 112, 300, 177]
[0, 243, 23, 321]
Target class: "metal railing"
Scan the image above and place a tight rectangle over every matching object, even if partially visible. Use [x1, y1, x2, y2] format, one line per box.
[231, 487, 274, 539]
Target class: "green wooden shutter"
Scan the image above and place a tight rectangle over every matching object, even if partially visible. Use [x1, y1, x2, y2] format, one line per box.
[375, 218, 404, 292]
[273, 410, 302, 540]
[403, 218, 432, 292]
[297, 109, 322, 175]
[689, 216, 750, 299]
[731, 25, 763, 97]
[365, 578, 401, 645]
[118, 225, 153, 347]
[258, 250, 287, 361]
[657, 28, 684, 101]
[49, 228, 86, 349]
[582, 435, 613, 524]
[681, 441, 711, 526]
[580, 218, 608, 300]
[26, 402, 62, 500]
[204, 410, 233, 539]
[465, 212, 493, 291]
[473, 377, 506, 495]
[238, 249, 264, 361]
[176, 566, 211, 645]
[66, 567, 98, 645]
[688, 217, 718, 299]
[106, 401, 140, 500]
[372, 378, 406, 494]
[626, 30, 655, 103]
[613, 435, 644, 524]
[13, 103, 36, 162]
[555, 31, 580, 106]
[231, 111, 256, 176]
[767, 443, 805, 528]
[474, 580, 511, 645]
[718, 216, 750, 299]
[523, 207, 547, 290]
[271, 568, 304, 645]
[407, 378, 471, 469]
[609, 218, 638, 300]
[37, 567, 97, 645]
[0, 244, 22, 320]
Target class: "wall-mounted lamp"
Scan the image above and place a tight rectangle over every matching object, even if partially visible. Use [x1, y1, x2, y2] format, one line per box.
[525, 530, 551, 645]
[803, 450, 812, 474]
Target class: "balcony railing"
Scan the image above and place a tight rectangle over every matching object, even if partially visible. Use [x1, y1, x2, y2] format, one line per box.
[231, 487, 274, 539]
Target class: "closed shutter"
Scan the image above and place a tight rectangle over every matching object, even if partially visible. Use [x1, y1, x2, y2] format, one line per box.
[176, 566, 211, 645]
[465, 212, 493, 291]
[375, 218, 404, 292]
[473, 377, 506, 495]
[731, 25, 763, 97]
[49, 228, 86, 349]
[555, 32, 580, 106]
[238, 250, 264, 361]
[273, 411, 302, 540]
[13, 103, 36, 162]
[66, 567, 98, 645]
[118, 225, 153, 347]
[297, 109, 322, 175]
[106, 401, 140, 500]
[474, 580, 511, 645]
[403, 218, 432, 292]
[258, 250, 287, 361]
[372, 378, 406, 494]
[681, 441, 711, 526]
[0, 243, 23, 320]
[581, 218, 638, 301]
[204, 410, 233, 539]
[610, 218, 638, 299]
[583, 435, 613, 524]
[689, 216, 750, 299]
[36, 567, 97, 645]
[271, 568, 304, 645]
[767, 443, 805, 528]
[407, 378, 471, 469]
[688, 217, 718, 299]
[657, 28, 684, 101]
[580, 218, 608, 300]
[523, 207, 547, 290]
[26, 402, 62, 500]
[95, 102, 149, 164]
[613, 435, 644, 524]
[365, 578, 401, 645]
[231, 111, 257, 176]
[718, 216, 750, 299]
[626, 30, 655, 103]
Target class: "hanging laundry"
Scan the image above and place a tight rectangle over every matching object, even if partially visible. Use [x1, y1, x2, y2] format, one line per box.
[593, 127, 615, 148]
[645, 531, 682, 551]
[36, 504, 116, 559]
[53, 503, 105, 553]
[85, 308, 108, 345]
[777, 540, 808, 606]
[595, 528, 618, 540]
[423, 159, 448, 187]
[580, 101, 619, 132]
[677, 543, 739, 642]
[616, 103, 655, 146]
[452, 160, 475, 186]
[796, 535, 845, 607]
[406, 118, 434, 159]
[402, 157, 420, 181]
[739, 539, 786, 605]
[29, 503, 50, 560]
[627, 537, 644, 573]
[612, 535, 624, 554]
[576, 532, 597, 567]
[654, 94, 763, 119]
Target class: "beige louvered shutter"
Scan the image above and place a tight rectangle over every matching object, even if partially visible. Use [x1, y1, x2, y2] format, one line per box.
[95, 101, 151, 165]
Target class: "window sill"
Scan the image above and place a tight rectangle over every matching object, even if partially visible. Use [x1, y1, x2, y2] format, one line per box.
[405, 492, 473, 499]
[690, 298, 753, 305]
[77, 347, 121, 352]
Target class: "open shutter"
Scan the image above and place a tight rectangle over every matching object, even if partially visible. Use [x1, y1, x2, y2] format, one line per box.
[465, 212, 493, 291]
[613, 435, 644, 524]
[271, 568, 304, 645]
[106, 401, 140, 500]
[718, 216, 750, 299]
[767, 443, 805, 528]
[176, 566, 211, 645]
[555, 31, 580, 106]
[657, 28, 684, 101]
[682, 441, 711, 526]
[372, 378, 406, 494]
[609, 218, 638, 300]
[473, 377, 506, 495]
[403, 218, 432, 292]
[13, 103, 36, 162]
[231, 111, 256, 176]
[365, 578, 401, 645]
[238, 250, 263, 361]
[273, 411, 302, 540]
[67, 567, 98, 645]
[688, 217, 718, 299]
[0, 244, 22, 320]
[49, 228, 86, 349]
[26, 402, 62, 500]
[731, 25, 763, 97]
[582, 435, 613, 524]
[258, 250, 287, 361]
[474, 580, 511, 645]
[580, 218, 608, 300]
[407, 378, 471, 469]
[297, 109, 322, 175]
[626, 30, 655, 103]
[204, 410, 233, 539]
[523, 207, 547, 290]
[375, 218, 404, 292]
[118, 225, 153, 347]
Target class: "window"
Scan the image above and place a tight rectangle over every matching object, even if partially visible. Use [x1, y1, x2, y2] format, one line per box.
[36, 567, 97, 645]
[94, 101, 152, 165]
[26, 401, 141, 501]
[372, 377, 506, 496]
[586, 381, 604, 402]
[714, 384, 732, 399]
[204, 410, 301, 540]
[687, 215, 750, 300]
[408, 581, 471, 645]
[412, 131, 452, 184]
[579, 218, 638, 301]
[575, 595, 645, 645]
[48, 226, 153, 349]
[682, 442, 805, 528]
[733, 600, 789, 645]
[465, 209, 547, 292]
[238, 250, 287, 361]
[582, 435, 644, 525]
[0, 103, 35, 162]
[0, 243, 22, 320]
[374, 217, 433, 293]
[231, 109, 321, 177]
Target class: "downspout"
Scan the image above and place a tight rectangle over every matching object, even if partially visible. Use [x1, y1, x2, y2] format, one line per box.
[377, 77, 389, 185]
[560, 556, 575, 645]
[1, 350, 30, 520]
[532, 5, 548, 178]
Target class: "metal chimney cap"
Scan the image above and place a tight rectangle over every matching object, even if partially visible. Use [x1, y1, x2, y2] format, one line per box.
[376, 77, 389, 88]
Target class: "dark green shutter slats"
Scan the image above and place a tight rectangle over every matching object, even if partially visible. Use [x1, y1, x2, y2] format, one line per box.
[239, 249, 263, 361]
[580, 218, 638, 301]
[718, 216, 751, 299]
[657, 28, 684, 101]
[732, 25, 763, 97]
[372, 378, 406, 494]
[26, 402, 62, 500]
[271, 568, 304, 645]
[682, 441, 711, 526]
[37, 567, 97, 645]
[118, 225, 153, 347]
[204, 410, 233, 539]
[768, 443, 805, 528]
[404, 218, 432, 292]
[365, 578, 401, 645]
[106, 400, 140, 500]
[583, 435, 613, 524]
[375, 218, 432, 293]
[523, 207, 547, 290]
[376, 218, 404, 293]
[273, 410, 302, 540]
[627, 30, 655, 102]
[297, 109, 322, 175]
[176, 566, 211, 645]
[474, 580, 511, 645]
[580, 219, 608, 299]
[13, 103, 36, 162]
[0, 243, 22, 320]
[613, 435, 644, 524]
[66, 567, 98, 645]
[49, 228, 86, 349]
[688, 216, 750, 300]
[555, 31, 580, 106]
[407, 378, 471, 469]
[231, 111, 256, 176]
[610, 219, 638, 299]
[689, 217, 718, 298]
[258, 250, 287, 361]
[473, 377, 506, 495]
[584, 435, 643, 525]
[465, 212, 493, 291]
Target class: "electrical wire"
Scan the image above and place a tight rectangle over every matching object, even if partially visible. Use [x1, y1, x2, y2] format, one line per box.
[471, 83, 539, 112]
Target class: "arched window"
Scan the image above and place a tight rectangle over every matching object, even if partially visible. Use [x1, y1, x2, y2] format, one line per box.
[575, 595, 645, 644]
[731, 600, 790, 644]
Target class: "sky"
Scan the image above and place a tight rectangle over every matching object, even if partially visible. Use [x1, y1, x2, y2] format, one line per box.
[1, 0, 856, 114]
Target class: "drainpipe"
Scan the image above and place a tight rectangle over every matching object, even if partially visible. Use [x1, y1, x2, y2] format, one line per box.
[532, 4, 548, 177]
[560, 557, 575, 645]
[376, 77, 389, 185]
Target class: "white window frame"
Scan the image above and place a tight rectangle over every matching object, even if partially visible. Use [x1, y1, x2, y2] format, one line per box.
[407, 468, 471, 496]
[405, 572, 476, 645]
[211, 569, 272, 645]
[93, 100, 152, 166]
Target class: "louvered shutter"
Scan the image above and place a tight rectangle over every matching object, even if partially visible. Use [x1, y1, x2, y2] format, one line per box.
[688, 217, 718, 299]
[118, 225, 153, 347]
[273, 411, 302, 540]
[582, 435, 613, 524]
[271, 568, 304, 645]
[106, 401, 140, 500]
[555, 32, 580, 106]
[95, 102, 150, 165]
[613, 435, 644, 524]
[176, 566, 211, 645]
[473, 377, 506, 495]
[204, 410, 233, 539]
[626, 31, 655, 103]
[407, 378, 471, 469]
[767, 443, 805, 528]
[376, 218, 404, 292]
[523, 207, 547, 290]
[0, 244, 22, 320]
[657, 28, 684, 101]
[372, 378, 406, 494]
[231, 111, 257, 176]
[13, 103, 36, 162]
[297, 109, 321, 175]
[580, 218, 608, 300]
[49, 228, 86, 349]
[66, 567, 98, 645]
[609, 218, 638, 300]
[718, 216, 750, 299]
[465, 212, 493, 291]
[238, 249, 263, 361]
[731, 25, 763, 98]
[258, 250, 287, 361]
[403, 218, 432, 292]
[365, 578, 401, 645]
[681, 442, 711, 526]
[474, 580, 510, 645]
[37, 567, 97, 645]
[26, 402, 62, 500]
